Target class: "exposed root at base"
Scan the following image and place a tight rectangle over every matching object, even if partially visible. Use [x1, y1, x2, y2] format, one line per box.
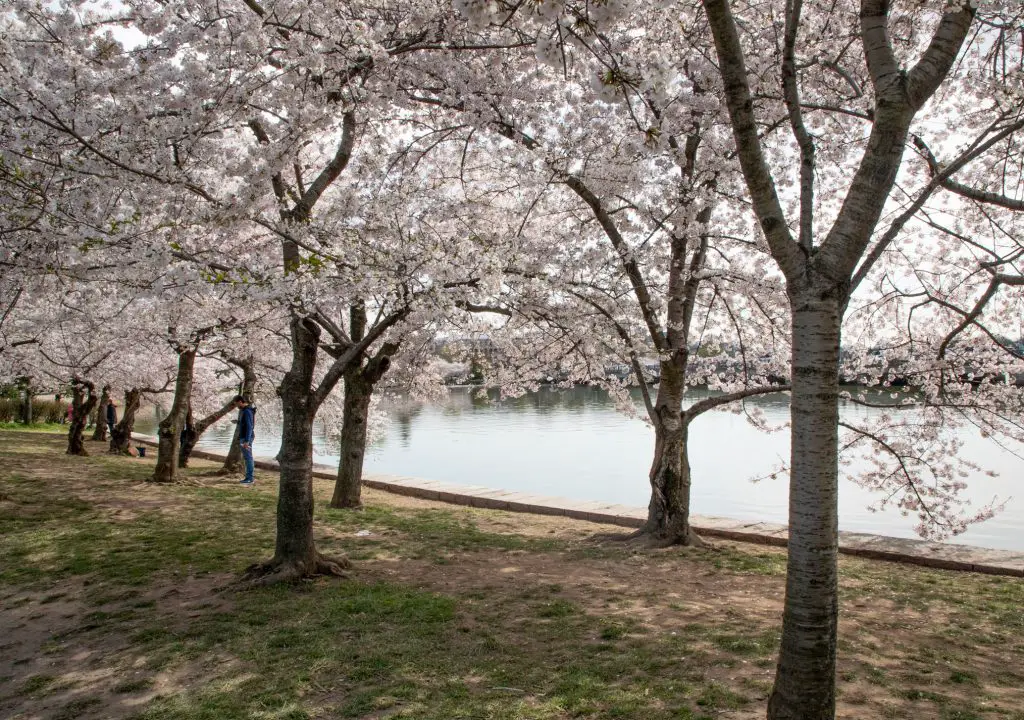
[328, 501, 364, 511]
[193, 468, 227, 478]
[238, 552, 352, 588]
[315, 554, 352, 575]
[146, 475, 204, 486]
[588, 530, 639, 543]
[156, 477, 206, 487]
[590, 527, 711, 550]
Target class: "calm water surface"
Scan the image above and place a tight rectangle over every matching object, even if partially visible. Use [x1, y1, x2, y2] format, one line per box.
[158, 386, 1022, 551]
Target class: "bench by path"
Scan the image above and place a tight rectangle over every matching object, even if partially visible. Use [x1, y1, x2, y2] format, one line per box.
[133, 434, 1024, 578]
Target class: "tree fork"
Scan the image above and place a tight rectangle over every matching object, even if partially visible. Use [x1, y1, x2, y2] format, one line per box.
[66, 379, 98, 456]
[180, 395, 242, 467]
[109, 388, 142, 455]
[330, 352, 392, 510]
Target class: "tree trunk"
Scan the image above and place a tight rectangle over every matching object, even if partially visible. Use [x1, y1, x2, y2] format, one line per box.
[244, 318, 348, 584]
[20, 379, 33, 425]
[179, 406, 197, 468]
[110, 388, 142, 455]
[220, 358, 257, 474]
[66, 380, 97, 456]
[92, 386, 111, 441]
[179, 395, 239, 467]
[222, 422, 243, 473]
[634, 359, 703, 546]
[768, 288, 842, 720]
[152, 348, 196, 483]
[642, 416, 703, 545]
[331, 368, 373, 509]
[328, 302, 396, 510]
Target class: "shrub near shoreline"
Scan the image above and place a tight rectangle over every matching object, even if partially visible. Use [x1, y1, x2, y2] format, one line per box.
[0, 398, 67, 424]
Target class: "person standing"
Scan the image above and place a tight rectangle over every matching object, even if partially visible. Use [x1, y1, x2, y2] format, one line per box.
[234, 395, 256, 486]
[106, 398, 118, 437]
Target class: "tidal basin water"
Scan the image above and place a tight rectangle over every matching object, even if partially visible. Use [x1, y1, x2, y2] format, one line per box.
[168, 386, 1022, 551]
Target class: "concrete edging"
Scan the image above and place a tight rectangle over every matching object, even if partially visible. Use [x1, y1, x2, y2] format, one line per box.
[133, 434, 1024, 578]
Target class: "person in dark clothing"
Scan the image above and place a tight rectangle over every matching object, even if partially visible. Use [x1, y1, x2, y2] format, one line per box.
[233, 395, 256, 486]
[106, 399, 117, 436]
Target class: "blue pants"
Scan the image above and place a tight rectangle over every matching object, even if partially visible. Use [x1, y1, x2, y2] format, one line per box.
[241, 444, 254, 483]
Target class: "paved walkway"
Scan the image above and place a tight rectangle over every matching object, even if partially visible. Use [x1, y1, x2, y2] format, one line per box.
[134, 434, 1024, 577]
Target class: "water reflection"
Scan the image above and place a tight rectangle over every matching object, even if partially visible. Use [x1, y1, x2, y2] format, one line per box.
[147, 385, 1022, 551]
[391, 404, 421, 447]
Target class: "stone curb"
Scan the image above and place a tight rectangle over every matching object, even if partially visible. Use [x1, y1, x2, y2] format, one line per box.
[133, 434, 1024, 578]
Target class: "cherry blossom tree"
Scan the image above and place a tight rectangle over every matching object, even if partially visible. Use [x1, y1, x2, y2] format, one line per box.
[179, 325, 291, 470]
[151, 316, 242, 484]
[0, 0, 540, 582]
[415, 3, 792, 545]
[294, 126, 520, 509]
[693, 0, 1024, 715]
[0, 279, 177, 455]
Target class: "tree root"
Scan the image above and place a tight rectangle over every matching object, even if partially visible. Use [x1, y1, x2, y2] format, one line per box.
[314, 554, 352, 576]
[160, 477, 206, 487]
[238, 551, 352, 588]
[193, 469, 225, 478]
[328, 501, 364, 511]
[589, 529, 641, 543]
[590, 526, 711, 549]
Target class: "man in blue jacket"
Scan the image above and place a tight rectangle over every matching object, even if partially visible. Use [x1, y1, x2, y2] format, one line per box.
[106, 399, 117, 437]
[233, 395, 256, 486]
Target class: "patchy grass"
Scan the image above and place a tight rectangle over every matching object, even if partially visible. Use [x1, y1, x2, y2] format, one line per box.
[0, 422, 67, 432]
[0, 430, 1022, 720]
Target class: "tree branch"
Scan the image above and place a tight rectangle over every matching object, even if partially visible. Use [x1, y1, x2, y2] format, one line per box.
[782, 0, 816, 251]
[905, 3, 978, 109]
[311, 306, 410, 410]
[567, 288, 656, 420]
[701, 0, 804, 279]
[292, 111, 357, 221]
[937, 272, 1024, 359]
[859, 0, 901, 96]
[561, 175, 667, 351]
[686, 383, 790, 418]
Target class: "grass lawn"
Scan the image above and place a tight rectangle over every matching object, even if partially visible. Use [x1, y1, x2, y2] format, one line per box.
[0, 430, 1021, 720]
[0, 422, 68, 433]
